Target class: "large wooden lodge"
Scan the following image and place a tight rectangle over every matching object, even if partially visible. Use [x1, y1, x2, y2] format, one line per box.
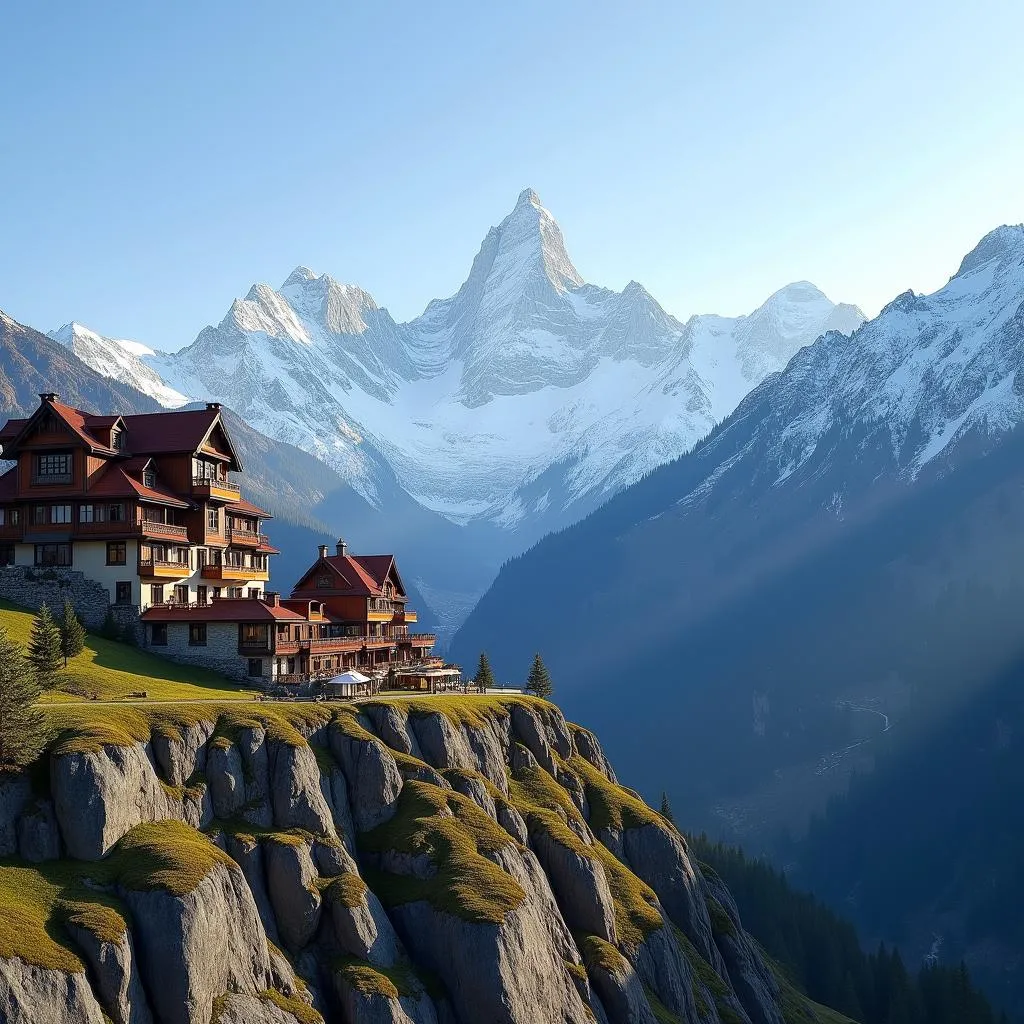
[0, 394, 442, 688]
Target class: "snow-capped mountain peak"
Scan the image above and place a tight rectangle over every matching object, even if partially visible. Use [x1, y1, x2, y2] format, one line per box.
[53, 189, 864, 537]
[953, 223, 1024, 279]
[47, 322, 189, 408]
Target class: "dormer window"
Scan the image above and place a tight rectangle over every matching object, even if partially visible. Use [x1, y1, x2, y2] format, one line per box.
[143, 468, 156, 488]
[111, 428, 124, 452]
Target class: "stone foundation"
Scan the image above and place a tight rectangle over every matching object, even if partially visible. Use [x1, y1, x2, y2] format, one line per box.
[0, 566, 142, 643]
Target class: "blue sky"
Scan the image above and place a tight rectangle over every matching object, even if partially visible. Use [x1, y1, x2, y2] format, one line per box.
[1, 0, 1022, 351]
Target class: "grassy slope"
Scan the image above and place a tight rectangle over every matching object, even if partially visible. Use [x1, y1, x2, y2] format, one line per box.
[0, 600, 253, 702]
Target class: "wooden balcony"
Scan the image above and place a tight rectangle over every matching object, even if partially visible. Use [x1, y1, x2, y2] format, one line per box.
[201, 564, 270, 582]
[140, 521, 190, 541]
[191, 477, 241, 502]
[400, 633, 437, 647]
[0, 523, 22, 541]
[227, 527, 268, 548]
[138, 558, 191, 580]
[393, 608, 418, 624]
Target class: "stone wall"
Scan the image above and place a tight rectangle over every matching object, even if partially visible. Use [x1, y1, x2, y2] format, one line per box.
[143, 621, 251, 681]
[0, 565, 142, 643]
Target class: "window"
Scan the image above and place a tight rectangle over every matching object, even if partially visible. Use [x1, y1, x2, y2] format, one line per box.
[317, 574, 331, 588]
[212, 587, 222, 599]
[228, 587, 243, 599]
[32, 505, 47, 525]
[0, 545, 15, 566]
[151, 623, 167, 646]
[189, 622, 207, 646]
[173, 585, 189, 604]
[35, 453, 71, 481]
[143, 469, 156, 488]
[8, 509, 19, 526]
[34, 543, 71, 567]
[115, 581, 132, 605]
[248, 588, 260, 599]
[151, 584, 164, 604]
[108, 503, 125, 522]
[50, 504, 72, 524]
[79, 504, 95, 523]
[106, 542, 126, 566]
[247, 658, 263, 678]
[197, 548, 208, 568]
[240, 623, 268, 646]
[207, 507, 219, 531]
[111, 428, 124, 452]
[197, 586, 208, 606]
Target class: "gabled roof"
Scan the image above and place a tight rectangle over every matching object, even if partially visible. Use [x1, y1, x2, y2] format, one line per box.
[291, 550, 405, 599]
[87, 464, 191, 508]
[119, 407, 241, 468]
[226, 497, 272, 519]
[141, 598, 306, 623]
[0, 400, 118, 456]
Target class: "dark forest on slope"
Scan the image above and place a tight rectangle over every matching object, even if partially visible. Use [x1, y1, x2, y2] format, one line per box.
[691, 837, 1006, 1024]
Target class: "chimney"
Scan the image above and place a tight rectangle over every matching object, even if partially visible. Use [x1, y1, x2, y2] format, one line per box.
[265, 591, 281, 607]
[318, 544, 328, 559]
[39, 393, 57, 403]
[206, 402, 222, 410]
[336, 539, 347, 557]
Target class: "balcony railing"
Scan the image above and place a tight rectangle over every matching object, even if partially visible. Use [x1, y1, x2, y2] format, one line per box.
[227, 527, 268, 547]
[140, 520, 190, 540]
[192, 477, 241, 500]
[31, 473, 73, 486]
[138, 558, 191, 578]
[201, 563, 269, 581]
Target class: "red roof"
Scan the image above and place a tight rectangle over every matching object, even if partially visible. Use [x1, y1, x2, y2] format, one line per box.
[226, 497, 272, 519]
[87, 465, 191, 508]
[119, 408, 223, 456]
[141, 598, 306, 623]
[292, 551, 405, 598]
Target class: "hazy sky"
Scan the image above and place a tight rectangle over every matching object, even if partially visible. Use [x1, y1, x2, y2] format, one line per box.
[2, 0, 1022, 351]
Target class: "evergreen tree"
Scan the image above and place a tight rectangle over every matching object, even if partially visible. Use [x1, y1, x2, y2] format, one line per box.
[60, 599, 86, 667]
[525, 653, 553, 700]
[0, 626, 47, 769]
[659, 791, 675, 824]
[27, 603, 63, 686]
[474, 651, 495, 690]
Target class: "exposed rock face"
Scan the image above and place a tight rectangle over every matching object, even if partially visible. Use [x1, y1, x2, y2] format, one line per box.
[2, 697, 813, 1024]
[121, 861, 273, 1024]
[0, 958, 107, 1024]
[64, 921, 154, 1024]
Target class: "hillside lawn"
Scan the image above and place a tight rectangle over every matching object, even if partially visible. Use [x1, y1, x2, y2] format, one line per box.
[0, 599, 255, 703]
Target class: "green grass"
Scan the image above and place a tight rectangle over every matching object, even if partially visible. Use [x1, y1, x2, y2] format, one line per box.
[566, 753, 667, 835]
[579, 933, 628, 975]
[0, 601, 253, 703]
[0, 819, 244, 972]
[333, 957, 423, 1000]
[259, 989, 325, 1024]
[359, 779, 526, 923]
[704, 895, 737, 939]
[508, 760, 663, 950]
[318, 872, 368, 908]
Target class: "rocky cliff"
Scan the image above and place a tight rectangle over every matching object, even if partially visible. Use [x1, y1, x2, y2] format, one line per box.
[0, 697, 844, 1023]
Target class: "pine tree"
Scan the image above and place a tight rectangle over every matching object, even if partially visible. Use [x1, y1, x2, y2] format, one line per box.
[60, 599, 86, 667]
[475, 651, 495, 690]
[0, 625, 47, 769]
[27, 603, 63, 686]
[660, 791, 675, 824]
[525, 653, 553, 700]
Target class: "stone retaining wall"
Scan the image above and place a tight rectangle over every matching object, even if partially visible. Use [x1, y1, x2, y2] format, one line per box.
[0, 565, 142, 643]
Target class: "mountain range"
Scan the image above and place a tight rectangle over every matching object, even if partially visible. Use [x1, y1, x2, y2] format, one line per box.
[46, 189, 863, 634]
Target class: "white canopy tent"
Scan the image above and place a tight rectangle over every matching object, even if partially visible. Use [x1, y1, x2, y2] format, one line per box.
[324, 669, 372, 698]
